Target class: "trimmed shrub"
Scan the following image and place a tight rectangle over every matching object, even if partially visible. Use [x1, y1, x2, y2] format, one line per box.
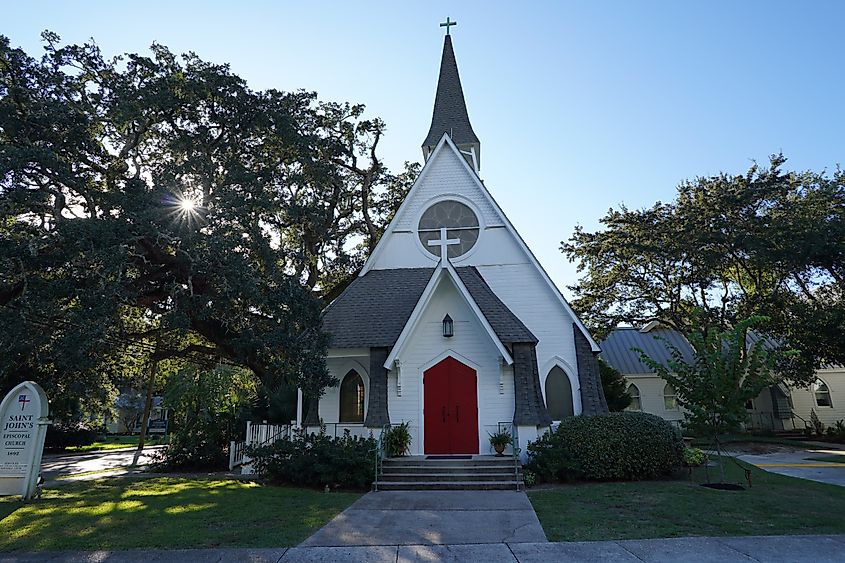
[45, 423, 98, 450]
[526, 412, 684, 482]
[250, 429, 376, 489]
[150, 419, 228, 471]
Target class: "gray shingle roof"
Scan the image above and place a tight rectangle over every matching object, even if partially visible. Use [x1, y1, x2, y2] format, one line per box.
[455, 267, 538, 344]
[599, 327, 694, 374]
[322, 268, 432, 349]
[422, 35, 480, 161]
[322, 267, 537, 349]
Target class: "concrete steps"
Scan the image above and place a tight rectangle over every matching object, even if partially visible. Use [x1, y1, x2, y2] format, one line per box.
[374, 456, 522, 491]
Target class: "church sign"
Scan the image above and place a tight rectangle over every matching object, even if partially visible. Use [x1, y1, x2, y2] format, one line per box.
[0, 381, 50, 499]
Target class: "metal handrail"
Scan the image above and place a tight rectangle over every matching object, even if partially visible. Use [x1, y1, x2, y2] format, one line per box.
[511, 424, 521, 491]
[790, 410, 812, 429]
[255, 425, 289, 448]
[373, 422, 390, 492]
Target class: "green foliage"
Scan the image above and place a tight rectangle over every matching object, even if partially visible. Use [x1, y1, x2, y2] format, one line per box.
[249, 430, 376, 490]
[153, 365, 257, 470]
[522, 470, 537, 488]
[44, 422, 98, 451]
[526, 412, 683, 482]
[682, 447, 707, 467]
[488, 429, 513, 448]
[822, 422, 845, 443]
[563, 155, 845, 383]
[598, 358, 632, 411]
[382, 421, 412, 457]
[0, 32, 418, 418]
[637, 316, 784, 441]
[810, 409, 825, 436]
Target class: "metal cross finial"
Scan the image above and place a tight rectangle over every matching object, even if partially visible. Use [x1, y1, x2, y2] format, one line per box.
[440, 17, 457, 35]
[428, 227, 460, 263]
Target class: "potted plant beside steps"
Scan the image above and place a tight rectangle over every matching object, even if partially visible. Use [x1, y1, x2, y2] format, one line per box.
[488, 429, 513, 456]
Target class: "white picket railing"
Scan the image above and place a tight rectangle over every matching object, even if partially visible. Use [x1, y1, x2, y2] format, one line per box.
[229, 421, 292, 472]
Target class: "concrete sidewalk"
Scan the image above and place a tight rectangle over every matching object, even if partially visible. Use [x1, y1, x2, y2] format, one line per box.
[737, 448, 845, 487]
[300, 491, 547, 546]
[2, 535, 844, 562]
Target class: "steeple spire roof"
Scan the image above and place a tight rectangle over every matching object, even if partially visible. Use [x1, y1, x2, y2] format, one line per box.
[422, 34, 481, 170]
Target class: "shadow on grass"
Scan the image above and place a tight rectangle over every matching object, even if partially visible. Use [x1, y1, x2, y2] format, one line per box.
[0, 477, 361, 552]
[528, 457, 845, 542]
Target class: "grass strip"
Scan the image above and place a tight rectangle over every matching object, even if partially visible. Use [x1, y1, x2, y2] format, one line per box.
[528, 457, 845, 542]
[0, 477, 360, 551]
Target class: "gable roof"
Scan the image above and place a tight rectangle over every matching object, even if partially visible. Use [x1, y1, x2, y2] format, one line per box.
[422, 35, 480, 165]
[455, 267, 537, 344]
[322, 266, 536, 350]
[361, 134, 602, 352]
[384, 262, 515, 367]
[599, 327, 694, 374]
[599, 326, 804, 375]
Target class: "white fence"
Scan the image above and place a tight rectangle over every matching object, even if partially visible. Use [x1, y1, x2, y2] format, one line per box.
[230, 422, 378, 473]
[229, 421, 292, 472]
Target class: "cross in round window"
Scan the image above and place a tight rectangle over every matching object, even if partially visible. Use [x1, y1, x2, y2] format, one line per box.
[418, 200, 479, 259]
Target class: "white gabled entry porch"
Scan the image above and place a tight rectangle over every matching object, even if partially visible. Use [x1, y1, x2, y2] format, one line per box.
[378, 261, 517, 458]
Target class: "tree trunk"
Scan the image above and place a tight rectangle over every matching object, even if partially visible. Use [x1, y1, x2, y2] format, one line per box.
[132, 343, 160, 466]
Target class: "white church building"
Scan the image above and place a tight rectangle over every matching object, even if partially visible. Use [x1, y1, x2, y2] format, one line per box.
[302, 32, 608, 457]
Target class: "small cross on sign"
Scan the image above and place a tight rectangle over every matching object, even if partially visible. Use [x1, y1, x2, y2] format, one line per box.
[440, 17, 457, 35]
[428, 227, 460, 262]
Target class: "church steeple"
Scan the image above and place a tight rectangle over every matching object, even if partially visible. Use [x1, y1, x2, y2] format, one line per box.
[422, 29, 481, 171]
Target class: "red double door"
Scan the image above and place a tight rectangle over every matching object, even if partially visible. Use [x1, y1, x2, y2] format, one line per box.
[423, 356, 479, 455]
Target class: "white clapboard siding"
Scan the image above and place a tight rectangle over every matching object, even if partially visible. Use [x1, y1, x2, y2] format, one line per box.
[385, 274, 515, 455]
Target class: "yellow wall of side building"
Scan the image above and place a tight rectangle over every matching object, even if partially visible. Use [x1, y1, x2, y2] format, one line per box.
[621, 374, 685, 424]
[622, 368, 845, 431]
[787, 368, 845, 427]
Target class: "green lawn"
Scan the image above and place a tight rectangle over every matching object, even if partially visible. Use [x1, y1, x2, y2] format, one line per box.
[806, 455, 845, 464]
[63, 435, 168, 453]
[0, 478, 360, 551]
[528, 457, 845, 542]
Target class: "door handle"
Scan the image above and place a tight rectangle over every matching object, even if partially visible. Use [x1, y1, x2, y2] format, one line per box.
[456, 405, 460, 423]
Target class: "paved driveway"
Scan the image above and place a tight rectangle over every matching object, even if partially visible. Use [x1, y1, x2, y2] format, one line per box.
[299, 490, 547, 546]
[40, 446, 165, 482]
[737, 447, 845, 487]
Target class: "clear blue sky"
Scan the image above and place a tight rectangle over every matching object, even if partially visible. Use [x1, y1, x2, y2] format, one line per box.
[6, 1, 844, 296]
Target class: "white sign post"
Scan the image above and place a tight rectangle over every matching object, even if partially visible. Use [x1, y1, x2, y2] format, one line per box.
[0, 381, 50, 499]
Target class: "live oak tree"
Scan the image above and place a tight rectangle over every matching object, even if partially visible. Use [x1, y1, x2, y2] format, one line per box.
[563, 155, 844, 384]
[0, 33, 415, 420]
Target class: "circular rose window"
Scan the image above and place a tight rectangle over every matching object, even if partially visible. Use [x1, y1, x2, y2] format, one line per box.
[418, 200, 479, 259]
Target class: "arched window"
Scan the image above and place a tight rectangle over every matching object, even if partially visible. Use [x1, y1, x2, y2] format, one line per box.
[663, 383, 678, 411]
[814, 380, 832, 408]
[339, 370, 365, 423]
[627, 384, 641, 411]
[544, 366, 574, 420]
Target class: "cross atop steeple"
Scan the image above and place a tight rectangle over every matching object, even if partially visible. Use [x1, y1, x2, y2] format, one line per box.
[427, 227, 460, 263]
[440, 17, 457, 36]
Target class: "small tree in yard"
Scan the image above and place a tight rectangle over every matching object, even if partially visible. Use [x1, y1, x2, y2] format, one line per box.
[636, 315, 787, 482]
